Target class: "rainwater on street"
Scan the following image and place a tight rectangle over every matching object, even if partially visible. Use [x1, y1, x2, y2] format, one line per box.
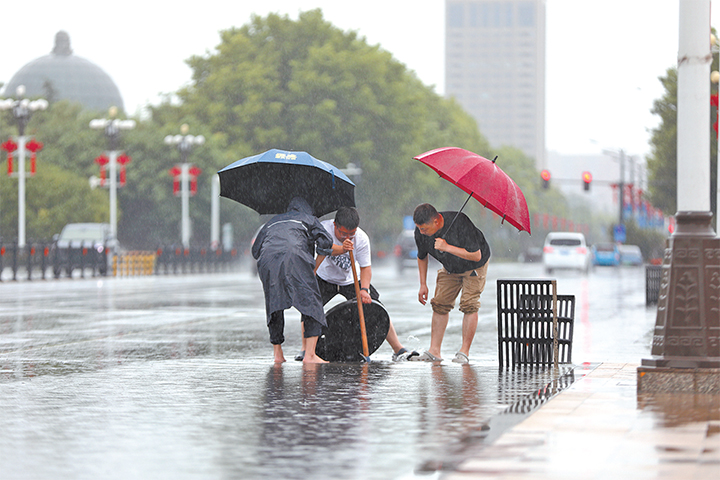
[0, 260, 658, 479]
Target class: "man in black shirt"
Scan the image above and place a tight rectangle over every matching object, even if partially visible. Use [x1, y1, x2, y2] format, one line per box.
[410, 203, 490, 364]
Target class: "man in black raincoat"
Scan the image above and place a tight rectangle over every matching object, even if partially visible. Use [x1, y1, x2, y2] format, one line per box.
[251, 197, 333, 363]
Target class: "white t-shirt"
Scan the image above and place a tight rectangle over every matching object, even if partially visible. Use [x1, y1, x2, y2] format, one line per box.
[316, 219, 371, 286]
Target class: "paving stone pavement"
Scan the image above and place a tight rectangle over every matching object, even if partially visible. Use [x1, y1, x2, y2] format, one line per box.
[444, 363, 720, 480]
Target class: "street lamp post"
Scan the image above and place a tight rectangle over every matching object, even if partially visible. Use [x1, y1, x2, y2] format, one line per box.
[639, 0, 720, 390]
[602, 148, 627, 235]
[89, 106, 136, 247]
[164, 124, 204, 249]
[0, 85, 48, 248]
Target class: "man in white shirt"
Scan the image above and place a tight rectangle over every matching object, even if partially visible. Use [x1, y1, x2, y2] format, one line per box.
[297, 207, 417, 362]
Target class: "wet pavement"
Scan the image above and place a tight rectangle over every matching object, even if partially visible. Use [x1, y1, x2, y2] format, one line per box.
[1, 260, 712, 479]
[445, 363, 720, 480]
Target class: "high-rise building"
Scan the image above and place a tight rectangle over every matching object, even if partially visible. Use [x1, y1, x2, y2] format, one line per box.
[445, 0, 546, 168]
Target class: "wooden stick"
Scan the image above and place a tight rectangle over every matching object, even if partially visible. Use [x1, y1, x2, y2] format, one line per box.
[349, 250, 370, 358]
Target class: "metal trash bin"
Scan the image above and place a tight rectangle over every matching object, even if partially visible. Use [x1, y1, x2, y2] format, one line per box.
[645, 265, 662, 305]
[497, 279, 575, 367]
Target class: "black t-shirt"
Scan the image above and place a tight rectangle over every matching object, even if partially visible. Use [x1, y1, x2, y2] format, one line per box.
[414, 211, 490, 274]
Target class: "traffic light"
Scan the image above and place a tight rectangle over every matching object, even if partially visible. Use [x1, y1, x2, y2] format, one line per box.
[582, 171, 592, 191]
[540, 169, 551, 189]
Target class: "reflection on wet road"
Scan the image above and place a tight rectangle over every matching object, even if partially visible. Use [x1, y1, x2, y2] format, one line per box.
[0, 261, 657, 479]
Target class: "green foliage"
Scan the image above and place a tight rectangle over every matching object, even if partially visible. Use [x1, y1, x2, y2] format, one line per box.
[646, 68, 678, 215]
[608, 219, 667, 261]
[0, 101, 109, 242]
[173, 10, 502, 247]
[1, 9, 595, 255]
[0, 162, 109, 243]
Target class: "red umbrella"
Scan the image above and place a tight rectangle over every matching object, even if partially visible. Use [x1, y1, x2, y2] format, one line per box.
[414, 147, 531, 234]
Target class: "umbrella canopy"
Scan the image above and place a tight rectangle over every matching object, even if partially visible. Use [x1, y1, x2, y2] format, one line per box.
[414, 147, 531, 234]
[218, 149, 355, 217]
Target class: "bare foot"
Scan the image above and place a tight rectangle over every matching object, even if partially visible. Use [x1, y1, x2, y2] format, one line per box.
[303, 354, 328, 364]
[273, 344, 286, 363]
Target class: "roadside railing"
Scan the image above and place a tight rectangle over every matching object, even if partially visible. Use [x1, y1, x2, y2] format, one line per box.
[0, 240, 240, 281]
[645, 264, 662, 305]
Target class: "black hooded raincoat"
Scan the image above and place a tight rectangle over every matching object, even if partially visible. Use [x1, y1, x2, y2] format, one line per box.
[251, 197, 333, 326]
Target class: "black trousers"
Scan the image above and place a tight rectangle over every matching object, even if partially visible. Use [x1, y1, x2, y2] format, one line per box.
[270, 277, 381, 345]
[268, 310, 324, 345]
[315, 276, 380, 304]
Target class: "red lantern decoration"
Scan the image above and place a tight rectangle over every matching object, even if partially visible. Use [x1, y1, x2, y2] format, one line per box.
[169, 166, 182, 196]
[2, 139, 18, 176]
[188, 166, 202, 196]
[25, 139, 43, 176]
[95, 155, 109, 186]
[117, 153, 131, 186]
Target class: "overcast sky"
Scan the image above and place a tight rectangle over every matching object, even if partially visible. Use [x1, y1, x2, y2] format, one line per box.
[1, 0, 718, 158]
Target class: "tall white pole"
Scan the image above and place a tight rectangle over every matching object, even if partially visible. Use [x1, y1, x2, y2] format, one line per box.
[181, 163, 190, 248]
[677, 0, 711, 212]
[211, 174, 220, 250]
[17, 135, 26, 248]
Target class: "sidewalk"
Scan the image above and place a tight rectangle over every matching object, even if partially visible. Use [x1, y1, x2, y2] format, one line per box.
[445, 363, 720, 480]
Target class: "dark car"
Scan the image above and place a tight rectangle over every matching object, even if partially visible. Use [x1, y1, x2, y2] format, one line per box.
[518, 247, 543, 263]
[394, 229, 418, 271]
[51, 223, 116, 277]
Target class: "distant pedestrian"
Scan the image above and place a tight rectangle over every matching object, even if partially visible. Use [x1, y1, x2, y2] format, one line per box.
[410, 203, 490, 364]
[251, 196, 333, 363]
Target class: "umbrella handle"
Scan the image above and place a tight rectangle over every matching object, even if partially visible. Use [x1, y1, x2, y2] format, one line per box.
[349, 250, 370, 358]
[442, 191, 474, 239]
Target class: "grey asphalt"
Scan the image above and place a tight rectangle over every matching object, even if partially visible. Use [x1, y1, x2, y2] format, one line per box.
[2, 261, 707, 479]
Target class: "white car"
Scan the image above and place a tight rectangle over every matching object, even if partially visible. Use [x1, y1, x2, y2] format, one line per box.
[542, 232, 591, 274]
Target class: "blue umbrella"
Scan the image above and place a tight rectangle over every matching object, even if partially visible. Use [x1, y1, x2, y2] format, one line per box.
[218, 149, 355, 217]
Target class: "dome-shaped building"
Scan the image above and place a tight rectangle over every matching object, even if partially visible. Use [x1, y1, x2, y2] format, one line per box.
[2, 31, 124, 112]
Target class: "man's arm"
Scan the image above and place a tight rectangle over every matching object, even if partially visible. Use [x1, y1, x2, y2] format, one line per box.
[331, 238, 353, 256]
[433, 238, 482, 262]
[417, 255, 429, 305]
[358, 265, 373, 304]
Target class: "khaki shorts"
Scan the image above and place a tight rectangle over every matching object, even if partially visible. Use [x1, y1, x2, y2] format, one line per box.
[430, 262, 488, 315]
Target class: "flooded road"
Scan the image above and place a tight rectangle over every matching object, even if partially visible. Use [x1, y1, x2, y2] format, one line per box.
[0, 261, 656, 479]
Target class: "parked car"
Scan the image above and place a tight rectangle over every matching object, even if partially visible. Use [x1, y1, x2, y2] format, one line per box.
[542, 232, 591, 274]
[51, 223, 117, 277]
[394, 229, 418, 271]
[619, 244, 643, 266]
[592, 243, 620, 267]
[518, 246, 543, 263]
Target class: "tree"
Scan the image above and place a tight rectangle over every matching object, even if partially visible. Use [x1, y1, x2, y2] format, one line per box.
[646, 67, 679, 215]
[173, 9, 493, 245]
[0, 162, 109, 242]
[2, 10, 588, 256]
[0, 101, 110, 243]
